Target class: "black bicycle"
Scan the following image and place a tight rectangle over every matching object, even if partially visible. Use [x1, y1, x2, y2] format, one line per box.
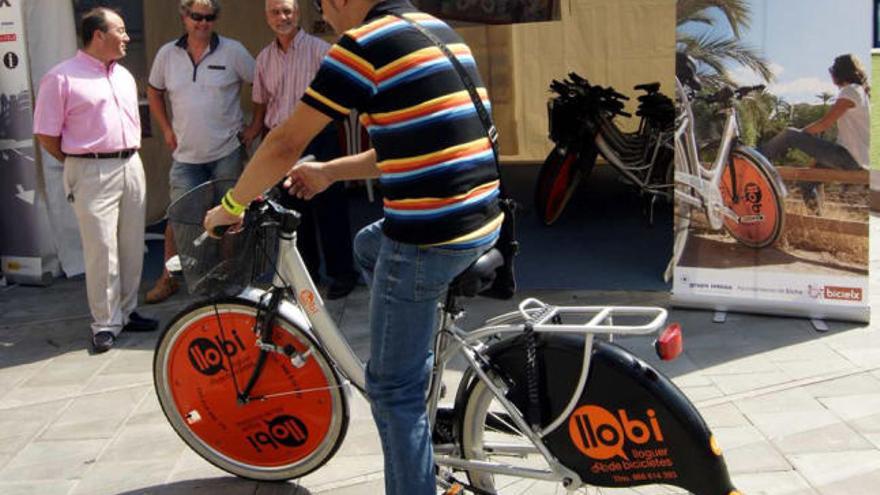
[536, 74, 675, 225]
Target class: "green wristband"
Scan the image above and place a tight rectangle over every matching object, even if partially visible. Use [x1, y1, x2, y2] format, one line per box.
[221, 190, 246, 216]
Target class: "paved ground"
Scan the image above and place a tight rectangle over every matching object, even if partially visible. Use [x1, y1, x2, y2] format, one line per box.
[0, 217, 878, 494]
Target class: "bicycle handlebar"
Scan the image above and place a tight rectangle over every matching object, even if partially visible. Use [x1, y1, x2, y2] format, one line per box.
[702, 84, 766, 105]
[195, 155, 315, 245]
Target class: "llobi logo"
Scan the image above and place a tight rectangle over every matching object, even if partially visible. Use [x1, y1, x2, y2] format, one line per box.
[246, 414, 309, 452]
[187, 330, 246, 376]
[568, 405, 664, 461]
[742, 182, 763, 213]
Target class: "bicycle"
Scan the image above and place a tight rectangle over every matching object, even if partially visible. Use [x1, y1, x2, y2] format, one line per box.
[535, 74, 675, 226]
[668, 55, 787, 280]
[154, 179, 738, 494]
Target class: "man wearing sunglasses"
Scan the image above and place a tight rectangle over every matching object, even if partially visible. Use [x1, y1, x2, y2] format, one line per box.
[145, 0, 257, 304]
[205, 0, 500, 493]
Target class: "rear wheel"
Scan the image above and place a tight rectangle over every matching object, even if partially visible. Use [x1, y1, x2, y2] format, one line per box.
[460, 379, 592, 494]
[720, 150, 785, 248]
[534, 147, 592, 225]
[153, 298, 348, 481]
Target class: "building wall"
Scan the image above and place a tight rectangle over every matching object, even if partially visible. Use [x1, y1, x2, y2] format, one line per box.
[506, 0, 675, 161]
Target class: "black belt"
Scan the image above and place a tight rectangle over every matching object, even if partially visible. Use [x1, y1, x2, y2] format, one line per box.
[67, 149, 137, 159]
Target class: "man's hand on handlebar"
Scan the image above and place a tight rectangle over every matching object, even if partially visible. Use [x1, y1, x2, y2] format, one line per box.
[204, 204, 244, 239]
[285, 160, 332, 200]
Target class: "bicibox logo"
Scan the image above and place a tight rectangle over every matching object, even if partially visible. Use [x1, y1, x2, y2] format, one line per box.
[824, 286, 862, 302]
[568, 405, 664, 461]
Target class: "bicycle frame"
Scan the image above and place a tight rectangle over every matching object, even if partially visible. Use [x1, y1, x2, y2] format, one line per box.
[259, 231, 667, 489]
[674, 77, 745, 231]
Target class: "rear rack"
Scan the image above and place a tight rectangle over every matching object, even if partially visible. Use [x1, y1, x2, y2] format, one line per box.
[475, 298, 667, 342]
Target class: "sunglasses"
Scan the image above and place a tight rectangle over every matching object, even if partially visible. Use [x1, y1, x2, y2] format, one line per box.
[187, 11, 217, 22]
[313, 0, 322, 15]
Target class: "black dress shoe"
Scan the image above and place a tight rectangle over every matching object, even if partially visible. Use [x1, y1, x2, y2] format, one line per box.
[92, 331, 116, 353]
[124, 312, 159, 332]
[326, 278, 357, 300]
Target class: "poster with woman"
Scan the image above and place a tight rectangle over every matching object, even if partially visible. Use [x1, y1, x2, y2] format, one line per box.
[672, 0, 871, 322]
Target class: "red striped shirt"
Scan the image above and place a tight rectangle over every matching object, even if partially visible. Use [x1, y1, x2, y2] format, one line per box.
[253, 30, 330, 129]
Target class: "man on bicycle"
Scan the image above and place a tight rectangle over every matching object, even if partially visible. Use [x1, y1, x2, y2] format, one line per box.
[204, 0, 501, 493]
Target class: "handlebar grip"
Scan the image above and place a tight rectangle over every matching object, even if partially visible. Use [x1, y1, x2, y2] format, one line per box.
[193, 225, 232, 247]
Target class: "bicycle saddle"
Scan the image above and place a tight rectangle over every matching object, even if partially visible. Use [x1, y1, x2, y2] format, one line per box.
[449, 248, 504, 298]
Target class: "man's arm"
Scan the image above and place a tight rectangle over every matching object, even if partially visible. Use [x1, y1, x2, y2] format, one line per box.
[35, 134, 64, 162]
[228, 102, 334, 204]
[240, 102, 266, 149]
[286, 149, 378, 200]
[147, 86, 176, 150]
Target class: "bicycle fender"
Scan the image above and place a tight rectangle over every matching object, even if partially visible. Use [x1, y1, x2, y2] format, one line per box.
[480, 334, 737, 495]
[237, 287, 322, 348]
[734, 145, 788, 198]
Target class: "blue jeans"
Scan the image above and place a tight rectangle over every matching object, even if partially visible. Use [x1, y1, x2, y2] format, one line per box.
[353, 220, 490, 495]
[760, 127, 866, 198]
[168, 146, 245, 203]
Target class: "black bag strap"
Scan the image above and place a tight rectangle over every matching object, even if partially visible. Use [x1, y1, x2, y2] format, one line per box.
[392, 14, 501, 176]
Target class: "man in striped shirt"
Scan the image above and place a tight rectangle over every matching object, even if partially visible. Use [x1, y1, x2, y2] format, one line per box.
[243, 0, 358, 299]
[205, 1, 501, 492]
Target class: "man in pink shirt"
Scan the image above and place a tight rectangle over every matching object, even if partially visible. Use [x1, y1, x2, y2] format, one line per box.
[33, 7, 157, 353]
[241, 0, 358, 299]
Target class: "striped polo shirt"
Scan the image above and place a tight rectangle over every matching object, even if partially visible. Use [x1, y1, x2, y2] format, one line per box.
[301, 0, 502, 247]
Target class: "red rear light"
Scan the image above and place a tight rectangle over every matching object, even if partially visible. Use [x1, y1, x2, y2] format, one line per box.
[655, 323, 683, 361]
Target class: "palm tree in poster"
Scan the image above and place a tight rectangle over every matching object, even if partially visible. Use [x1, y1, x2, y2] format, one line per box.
[677, 0, 773, 88]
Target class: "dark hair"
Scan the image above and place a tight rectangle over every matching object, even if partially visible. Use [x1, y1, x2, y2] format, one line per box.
[830, 54, 870, 97]
[80, 7, 120, 46]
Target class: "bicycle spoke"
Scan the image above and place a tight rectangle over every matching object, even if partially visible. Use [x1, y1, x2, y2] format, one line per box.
[212, 303, 245, 400]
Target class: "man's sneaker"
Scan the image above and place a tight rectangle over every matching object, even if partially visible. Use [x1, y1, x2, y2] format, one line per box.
[145, 275, 179, 304]
[124, 312, 159, 332]
[92, 331, 116, 353]
[326, 276, 357, 300]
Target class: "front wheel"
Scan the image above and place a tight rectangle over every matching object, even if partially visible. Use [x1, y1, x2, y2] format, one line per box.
[153, 298, 348, 481]
[534, 146, 594, 226]
[721, 149, 785, 248]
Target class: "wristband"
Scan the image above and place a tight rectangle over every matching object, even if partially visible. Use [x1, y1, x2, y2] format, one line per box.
[221, 190, 246, 216]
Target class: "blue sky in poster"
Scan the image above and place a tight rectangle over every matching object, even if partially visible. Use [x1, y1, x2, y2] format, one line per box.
[681, 0, 871, 104]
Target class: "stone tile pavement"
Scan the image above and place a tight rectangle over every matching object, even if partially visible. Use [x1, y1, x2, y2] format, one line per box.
[0, 216, 878, 494]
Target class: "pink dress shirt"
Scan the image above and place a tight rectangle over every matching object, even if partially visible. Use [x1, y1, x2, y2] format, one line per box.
[33, 50, 141, 154]
[253, 30, 330, 129]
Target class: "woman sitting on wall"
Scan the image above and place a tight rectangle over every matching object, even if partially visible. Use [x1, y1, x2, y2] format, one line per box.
[760, 53, 869, 215]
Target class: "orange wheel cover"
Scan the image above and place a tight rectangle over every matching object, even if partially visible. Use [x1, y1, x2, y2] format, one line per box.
[166, 310, 334, 467]
[720, 155, 779, 245]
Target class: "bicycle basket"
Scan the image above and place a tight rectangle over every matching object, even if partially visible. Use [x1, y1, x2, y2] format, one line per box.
[167, 180, 278, 297]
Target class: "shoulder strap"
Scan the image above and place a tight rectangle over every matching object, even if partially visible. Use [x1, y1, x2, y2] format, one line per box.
[392, 14, 500, 168]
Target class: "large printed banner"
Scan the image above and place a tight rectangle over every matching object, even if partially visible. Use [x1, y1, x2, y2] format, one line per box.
[0, 0, 57, 284]
[673, 0, 871, 322]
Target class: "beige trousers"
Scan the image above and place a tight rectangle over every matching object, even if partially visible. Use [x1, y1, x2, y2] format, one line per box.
[63, 154, 146, 336]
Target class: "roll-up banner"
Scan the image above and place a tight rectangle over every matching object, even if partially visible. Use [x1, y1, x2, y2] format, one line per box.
[0, 0, 58, 285]
[673, 0, 871, 322]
